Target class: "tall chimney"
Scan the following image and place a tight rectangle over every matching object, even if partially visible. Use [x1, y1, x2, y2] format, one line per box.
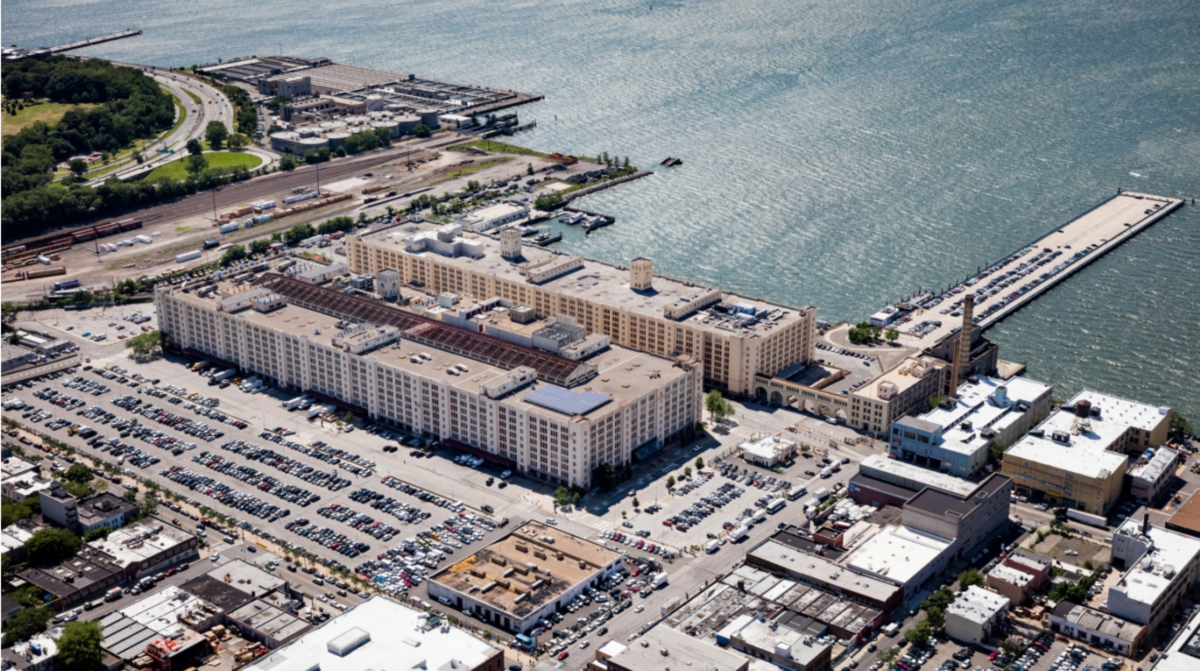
[1143, 513, 1150, 535]
[949, 293, 975, 397]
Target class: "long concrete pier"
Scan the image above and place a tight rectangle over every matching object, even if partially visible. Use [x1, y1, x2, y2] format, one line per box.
[896, 192, 1185, 346]
[6, 30, 143, 61]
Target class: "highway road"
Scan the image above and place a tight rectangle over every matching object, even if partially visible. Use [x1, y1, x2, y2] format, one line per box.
[87, 66, 241, 185]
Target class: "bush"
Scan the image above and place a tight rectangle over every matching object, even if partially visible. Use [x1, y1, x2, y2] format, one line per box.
[2, 606, 53, 646]
[23, 528, 82, 564]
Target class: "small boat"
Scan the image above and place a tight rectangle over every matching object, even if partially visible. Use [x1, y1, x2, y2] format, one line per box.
[534, 231, 563, 246]
[583, 216, 613, 233]
[559, 212, 586, 225]
[517, 226, 540, 237]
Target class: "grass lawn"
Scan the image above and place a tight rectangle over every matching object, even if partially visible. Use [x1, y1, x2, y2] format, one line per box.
[184, 89, 202, 105]
[144, 151, 261, 180]
[434, 157, 513, 185]
[449, 139, 548, 158]
[1, 100, 96, 137]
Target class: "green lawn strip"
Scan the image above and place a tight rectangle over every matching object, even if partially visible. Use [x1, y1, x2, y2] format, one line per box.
[143, 151, 261, 180]
[448, 139, 549, 158]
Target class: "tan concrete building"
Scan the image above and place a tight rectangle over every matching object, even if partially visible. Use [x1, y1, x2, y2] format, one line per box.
[850, 356, 949, 435]
[156, 274, 701, 488]
[347, 223, 816, 395]
[1002, 390, 1170, 514]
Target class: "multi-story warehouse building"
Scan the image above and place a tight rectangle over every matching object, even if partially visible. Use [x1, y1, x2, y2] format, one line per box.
[1002, 390, 1171, 514]
[155, 273, 702, 489]
[1108, 517, 1200, 637]
[347, 224, 816, 395]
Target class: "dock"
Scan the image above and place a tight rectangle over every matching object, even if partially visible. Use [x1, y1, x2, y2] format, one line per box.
[4, 30, 143, 61]
[892, 192, 1185, 346]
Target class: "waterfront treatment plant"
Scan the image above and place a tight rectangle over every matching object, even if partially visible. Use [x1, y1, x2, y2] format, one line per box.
[197, 56, 542, 154]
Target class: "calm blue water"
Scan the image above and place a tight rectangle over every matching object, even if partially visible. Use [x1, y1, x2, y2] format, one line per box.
[5, 0, 1199, 417]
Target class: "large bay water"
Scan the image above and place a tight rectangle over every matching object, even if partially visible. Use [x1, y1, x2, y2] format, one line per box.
[5, 0, 1199, 417]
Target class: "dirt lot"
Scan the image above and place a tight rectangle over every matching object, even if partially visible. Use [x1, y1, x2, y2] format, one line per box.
[1034, 532, 1110, 569]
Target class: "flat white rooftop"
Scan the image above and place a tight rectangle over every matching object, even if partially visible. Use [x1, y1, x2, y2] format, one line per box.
[859, 454, 978, 497]
[1112, 521, 1200, 606]
[947, 586, 1009, 624]
[987, 564, 1033, 587]
[245, 596, 500, 671]
[844, 525, 951, 586]
[749, 539, 902, 603]
[90, 522, 193, 569]
[1005, 389, 1167, 480]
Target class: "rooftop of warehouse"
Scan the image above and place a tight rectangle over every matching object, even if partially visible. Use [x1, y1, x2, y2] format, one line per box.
[904, 473, 1010, 519]
[1003, 389, 1165, 479]
[171, 285, 690, 414]
[431, 521, 619, 617]
[1111, 521, 1200, 606]
[858, 454, 979, 497]
[853, 357, 945, 401]
[608, 626, 749, 671]
[843, 525, 952, 584]
[946, 586, 1009, 624]
[357, 222, 811, 331]
[245, 595, 500, 671]
[747, 539, 901, 602]
[1051, 601, 1144, 642]
[1167, 490, 1200, 538]
[88, 521, 194, 569]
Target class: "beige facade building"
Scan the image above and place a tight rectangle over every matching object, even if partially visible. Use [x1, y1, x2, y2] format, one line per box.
[849, 356, 949, 435]
[1002, 390, 1171, 514]
[155, 274, 702, 488]
[347, 223, 816, 395]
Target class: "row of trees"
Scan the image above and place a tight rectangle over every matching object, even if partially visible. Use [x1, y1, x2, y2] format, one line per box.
[704, 390, 735, 423]
[847, 321, 899, 345]
[2, 57, 174, 200]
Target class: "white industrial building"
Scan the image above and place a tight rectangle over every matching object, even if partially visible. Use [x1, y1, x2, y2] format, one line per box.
[1127, 447, 1179, 504]
[1048, 602, 1146, 656]
[459, 202, 529, 232]
[888, 375, 1052, 477]
[944, 586, 1009, 645]
[741, 435, 798, 467]
[1108, 517, 1200, 636]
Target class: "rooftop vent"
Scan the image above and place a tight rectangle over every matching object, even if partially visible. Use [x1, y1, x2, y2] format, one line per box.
[327, 627, 371, 656]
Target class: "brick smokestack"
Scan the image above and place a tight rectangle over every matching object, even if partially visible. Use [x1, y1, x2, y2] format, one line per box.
[949, 293, 976, 398]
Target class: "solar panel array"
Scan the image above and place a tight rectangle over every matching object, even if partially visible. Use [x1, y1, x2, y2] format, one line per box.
[523, 384, 613, 417]
[255, 273, 592, 387]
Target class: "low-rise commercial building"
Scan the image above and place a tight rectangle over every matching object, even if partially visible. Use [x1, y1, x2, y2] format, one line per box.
[226, 598, 312, 648]
[944, 586, 1009, 645]
[458, 203, 529, 232]
[606, 626, 749, 671]
[853, 455, 980, 499]
[1001, 549, 1053, 591]
[1, 625, 62, 671]
[1127, 448, 1179, 504]
[1, 456, 50, 502]
[428, 521, 623, 633]
[40, 486, 138, 534]
[849, 357, 948, 436]
[1151, 608, 1200, 671]
[888, 375, 1052, 477]
[17, 546, 124, 608]
[245, 595, 504, 671]
[745, 537, 903, 614]
[1108, 517, 1200, 635]
[1002, 390, 1170, 514]
[727, 614, 832, 671]
[88, 521, 199, 579]
[986, 564, 1035, 605]
[741, 435, 798, 467]
[157, 272, 703, 489]
[1048, 602, 1146, 656]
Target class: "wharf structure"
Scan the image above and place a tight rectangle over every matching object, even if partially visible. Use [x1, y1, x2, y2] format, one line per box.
[347, 224, 818, 396]
[154, 268, 702, 489]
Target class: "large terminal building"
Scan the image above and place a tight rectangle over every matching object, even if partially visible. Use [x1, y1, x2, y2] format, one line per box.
[347, 223, 818, 395]
[155, 266, 702, 489]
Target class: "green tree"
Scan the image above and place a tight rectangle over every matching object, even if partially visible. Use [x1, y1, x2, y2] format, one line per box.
[592, 463, 619, 492]
[1168, 411, 1193, 441]
[704, 390, 734, 423]
[70, 291, 95, 306]
[279, 154, 297, 171]
[924, 605, 945, 629]
[24, 528, 82, 564]
[904, 619, 933, 647]
[2, 606, 53, 646]
[666, 475, 676, 489]
[56, 620, 104, 671]
[877, 647, 900, 668]
[2, 496, 39, 528]
[139, 494, 158, 518]
[572, 491, 582, 506]
[249, 238, 271, 255]
[123, 489, 138, 502]
[186, 138, 203, 156]
[82, 527, 110, 542]
[304, 147, 330, 164]
[684, 466, 693, 478]
[555, 487, 572, 507]
[220, 244, 247, 267]
[124, 330, 165, 357]
[632, 497, 640, 509]
[412, 124, 431, 138]
[695, 456, 705, 469]
[1, 302, 18, 324]
[184, 153, 208, 175]
[68, 158, 88, 177]
[885, 327, 899, 344]
[205, 121, 229, 150]
[526, 163, 534, 176]
[533, 192, 562, 210]
[64, 463, 94, 484]
[958, 568, 985, 589]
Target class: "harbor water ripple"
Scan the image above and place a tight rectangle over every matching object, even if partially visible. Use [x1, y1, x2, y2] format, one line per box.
[4, 0, 1198, 416]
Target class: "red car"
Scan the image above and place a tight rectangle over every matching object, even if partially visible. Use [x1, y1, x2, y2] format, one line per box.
[557, 652, 570, 661]
[662, 520, 673, 526]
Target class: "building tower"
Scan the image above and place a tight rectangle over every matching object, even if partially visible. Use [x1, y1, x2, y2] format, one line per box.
[948, 293, 976, 397]
[630, 257, 653, 291]
[500, 228, 522, 259]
